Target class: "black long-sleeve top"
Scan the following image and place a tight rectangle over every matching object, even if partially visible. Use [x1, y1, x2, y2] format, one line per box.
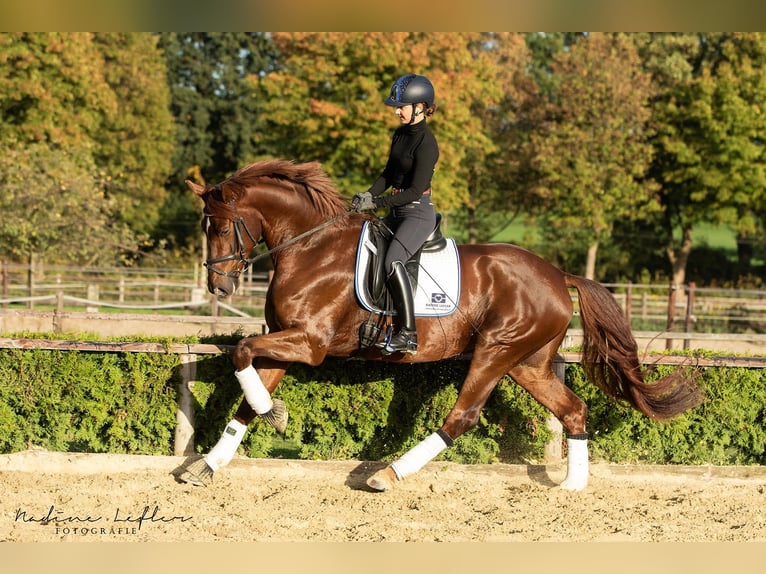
[368, 120, 439, 208]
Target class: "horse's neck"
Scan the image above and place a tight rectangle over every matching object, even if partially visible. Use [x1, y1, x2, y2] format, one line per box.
[250, 186, 330, 253]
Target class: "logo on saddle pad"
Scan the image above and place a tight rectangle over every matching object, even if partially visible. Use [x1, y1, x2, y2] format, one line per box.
[354, 221, 460, 317]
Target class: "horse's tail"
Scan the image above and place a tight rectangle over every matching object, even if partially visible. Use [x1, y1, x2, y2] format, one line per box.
[564, 273, 703, 420]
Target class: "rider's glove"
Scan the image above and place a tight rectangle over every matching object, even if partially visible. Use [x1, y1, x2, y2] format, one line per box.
[351, 192, 376, 212]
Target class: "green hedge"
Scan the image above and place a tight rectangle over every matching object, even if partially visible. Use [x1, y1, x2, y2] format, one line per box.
[0, 347, 178, 454]
[570, 363, 766, 465]
[1, 337, 765, 465]
[190, 357, 553, 465]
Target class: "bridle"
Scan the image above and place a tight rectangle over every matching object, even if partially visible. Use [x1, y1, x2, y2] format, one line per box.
[203, 197, 350, 279]
[203, 198, 263, 278]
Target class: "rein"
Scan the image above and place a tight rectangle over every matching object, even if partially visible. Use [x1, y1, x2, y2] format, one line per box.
[204, 198, 351, 278]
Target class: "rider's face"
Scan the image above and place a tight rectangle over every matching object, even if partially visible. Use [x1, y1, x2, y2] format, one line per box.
[395, 104, 423, 124]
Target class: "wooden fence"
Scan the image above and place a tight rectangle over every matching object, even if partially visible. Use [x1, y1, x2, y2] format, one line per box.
[0, 261, 270, 317]
[3, 337, 764, 462]
[4, 262, 766, 333]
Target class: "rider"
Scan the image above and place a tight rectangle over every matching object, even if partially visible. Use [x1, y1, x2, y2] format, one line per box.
[352, 74, 439, 355]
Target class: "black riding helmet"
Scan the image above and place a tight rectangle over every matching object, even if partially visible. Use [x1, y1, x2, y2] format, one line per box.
[385, 74, 435, 109]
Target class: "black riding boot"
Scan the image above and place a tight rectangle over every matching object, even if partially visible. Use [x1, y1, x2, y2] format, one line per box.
[379, 261, 418, 355]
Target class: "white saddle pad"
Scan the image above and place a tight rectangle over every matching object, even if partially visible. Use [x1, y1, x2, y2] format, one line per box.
[354, 221, 460, 317]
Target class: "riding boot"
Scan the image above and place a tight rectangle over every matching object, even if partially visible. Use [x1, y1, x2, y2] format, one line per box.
[379, 261, 418, 354]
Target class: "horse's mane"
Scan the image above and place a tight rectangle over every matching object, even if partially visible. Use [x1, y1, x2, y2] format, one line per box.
[216, 159, 348, 218]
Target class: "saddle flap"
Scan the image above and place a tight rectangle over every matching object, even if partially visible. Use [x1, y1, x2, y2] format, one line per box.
[355, 218, 460, 318]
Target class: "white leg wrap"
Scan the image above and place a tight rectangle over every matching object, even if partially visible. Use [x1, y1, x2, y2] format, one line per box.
[235, 365, 273, 415]
[391, 432, 449, 480]
[560, 437, 589, 491]
[204, 419, 247, 472]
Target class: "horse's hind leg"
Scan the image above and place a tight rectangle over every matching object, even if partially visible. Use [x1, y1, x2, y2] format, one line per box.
[366, 348, 514, 492]
[508, 351, 590, 491]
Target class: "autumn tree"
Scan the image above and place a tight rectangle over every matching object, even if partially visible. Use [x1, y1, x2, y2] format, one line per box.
[452, 33, 540, 243]
[0, 33, 114, 150]
[528, 32, 657, 280]
[256, 32, 534, 238]
[0, 145, 137, 266]
[0, 33, 174, 264]
[640, 32, 766, 286]
[91, 33, 175, 236]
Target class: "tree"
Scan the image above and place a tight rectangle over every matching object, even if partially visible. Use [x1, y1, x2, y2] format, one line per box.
[0, 33, 175, 260]
[0, 33, 115, 150]
[0, 145, 137, 267]
[641, 32, 766, 286]
[452, 33, 541, 244]
[528, 33, 657, 280]
[256, 32, 534, 230]
[91, 33, 175, 236]
[157, 32, 277, 252]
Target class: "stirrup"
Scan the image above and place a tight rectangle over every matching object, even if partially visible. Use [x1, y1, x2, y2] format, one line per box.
[380, 329, 418, 355]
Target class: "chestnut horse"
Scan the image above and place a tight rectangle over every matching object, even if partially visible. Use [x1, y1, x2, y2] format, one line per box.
[178, 158, 702, 491]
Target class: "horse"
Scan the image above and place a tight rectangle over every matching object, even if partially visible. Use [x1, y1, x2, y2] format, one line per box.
[178, 158, 702, 491]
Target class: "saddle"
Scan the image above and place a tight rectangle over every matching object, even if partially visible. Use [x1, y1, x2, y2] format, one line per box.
[365, 214, 448, 307]
[354, 214, 460, 349]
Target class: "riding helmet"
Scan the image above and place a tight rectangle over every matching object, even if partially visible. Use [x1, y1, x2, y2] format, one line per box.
[385, 74, 435, 108]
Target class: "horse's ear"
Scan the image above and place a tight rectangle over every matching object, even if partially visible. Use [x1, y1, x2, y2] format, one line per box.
[186, 180, 206, 197]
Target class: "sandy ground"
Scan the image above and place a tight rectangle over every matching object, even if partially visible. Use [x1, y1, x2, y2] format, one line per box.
[1, 449, 765, 543]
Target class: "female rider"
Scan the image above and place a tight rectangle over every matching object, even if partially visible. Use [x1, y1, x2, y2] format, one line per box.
[352, 74, 439, 355]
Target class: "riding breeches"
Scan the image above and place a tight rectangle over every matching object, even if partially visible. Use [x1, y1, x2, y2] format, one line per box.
[384, 199, 436, 273]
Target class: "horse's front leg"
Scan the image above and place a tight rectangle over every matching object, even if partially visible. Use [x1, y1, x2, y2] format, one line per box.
[178, 329, 325, 487]
[226, 328, 328, 432]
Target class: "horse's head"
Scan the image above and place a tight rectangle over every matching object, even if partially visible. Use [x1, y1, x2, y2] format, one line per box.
[187, 179, 263, 298]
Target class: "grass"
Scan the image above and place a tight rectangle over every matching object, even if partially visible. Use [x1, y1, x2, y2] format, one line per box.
[691, 222, 737, 251]
[490, 217, 738, 252]
[490, 215, 540, 244]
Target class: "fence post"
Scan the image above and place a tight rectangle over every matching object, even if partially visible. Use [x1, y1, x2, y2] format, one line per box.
[544, 357, 565, 463]
[53, 290, 64, 334]
[1, 260, 7, 309]
[27, 259, 34, 310]
[175, 353, 197, 456]
[210, 293, 219, 316]
[665, 283, 678, 350]
[86, 284, 99, 313]
[684, 282, 696, 350]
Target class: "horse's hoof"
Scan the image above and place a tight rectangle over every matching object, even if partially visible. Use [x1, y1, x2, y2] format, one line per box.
[261, 399, 289, 434]
[366, 466, 398, 491]
[177, 458, 214, 487]
[559, 478, 588, 491]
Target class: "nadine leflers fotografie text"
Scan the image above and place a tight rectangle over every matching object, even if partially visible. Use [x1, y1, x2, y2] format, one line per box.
[14, 504, 192, 537]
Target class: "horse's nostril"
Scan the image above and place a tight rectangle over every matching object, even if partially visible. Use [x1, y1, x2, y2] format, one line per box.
[213, 287, 229, 299]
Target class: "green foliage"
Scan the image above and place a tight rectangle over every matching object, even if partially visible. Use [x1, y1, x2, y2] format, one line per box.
[0, 32, 174, 265]
[90, 33, 175, 237]
[1, 338, 765, 467]
[155, 33, 277, 254]
[159, 32, 277, 187]
[529, 33, 657, 279]
[0, 348, 178, 454]
[639, 32, 766, 285]
[258, 32, 534, 215]
[0, 144, 137, 266]
[185, 357, 553, 465]
[567, 363, 766, 465]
